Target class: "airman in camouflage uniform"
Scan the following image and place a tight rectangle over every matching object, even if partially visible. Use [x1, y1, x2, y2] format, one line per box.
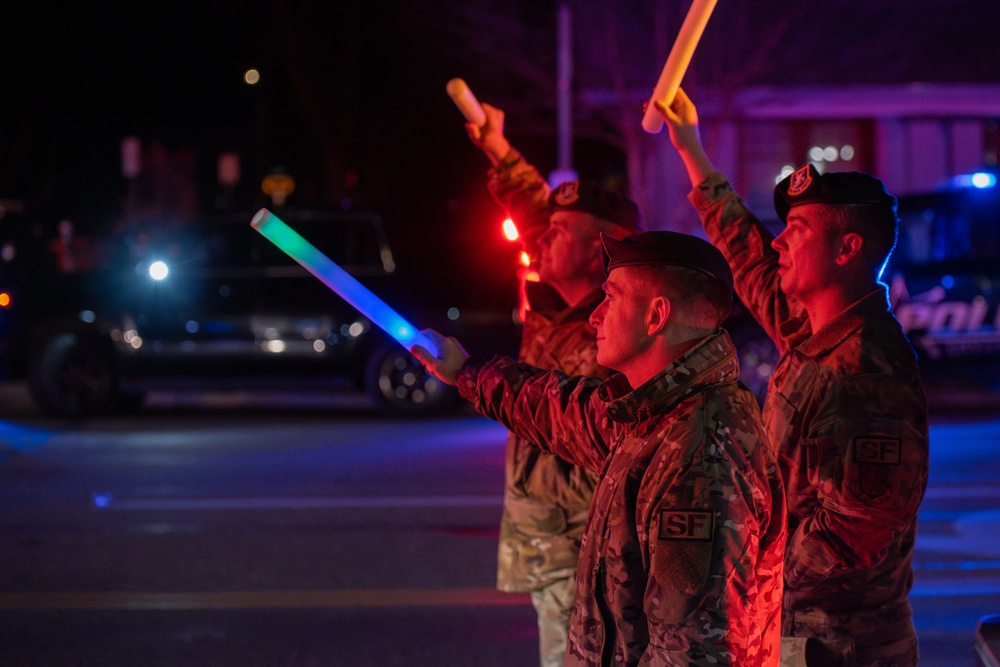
[413, 231, 786, 667]
[465, 103, 641, 666]
[657, 90, 929, 667]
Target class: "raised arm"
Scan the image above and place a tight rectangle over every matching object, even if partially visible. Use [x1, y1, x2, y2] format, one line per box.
[655, 88, 808, 352]
[655, 89, 715, 189]
[465, 102, 511, 167]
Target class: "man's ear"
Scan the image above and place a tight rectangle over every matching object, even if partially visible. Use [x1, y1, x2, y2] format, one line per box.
[647, 295, 670, 336]
[836, 232, 863, 266]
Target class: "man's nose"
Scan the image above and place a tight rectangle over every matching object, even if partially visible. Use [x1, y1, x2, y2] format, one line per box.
[589, 303, 605, 328]
[771, 232, 786, 253]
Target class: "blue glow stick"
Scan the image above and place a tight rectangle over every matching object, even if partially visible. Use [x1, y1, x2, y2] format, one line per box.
[251, 208, 439, 356]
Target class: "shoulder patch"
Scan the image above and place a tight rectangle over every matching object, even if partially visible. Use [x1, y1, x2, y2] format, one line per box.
[658, 509, 714, 541]
[854, 437, 901, 465]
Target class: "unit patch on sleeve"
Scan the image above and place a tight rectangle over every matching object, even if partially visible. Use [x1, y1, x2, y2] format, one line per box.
[853, 437, 902, 465]
[658, 509, 714, 541]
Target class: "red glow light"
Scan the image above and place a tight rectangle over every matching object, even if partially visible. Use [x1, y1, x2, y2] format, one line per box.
[0, 292, 10, 308]
[502, 218, 519, 241]
[519, 251, 531, 266]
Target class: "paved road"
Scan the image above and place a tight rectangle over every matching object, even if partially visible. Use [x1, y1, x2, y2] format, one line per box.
[0, 383, 998, 665]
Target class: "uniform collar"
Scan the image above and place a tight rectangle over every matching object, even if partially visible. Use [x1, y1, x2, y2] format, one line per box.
[798, 287, 891, 357]
[599, 330, 739, 424]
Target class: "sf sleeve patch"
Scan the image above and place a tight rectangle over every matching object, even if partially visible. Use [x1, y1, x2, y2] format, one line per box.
[658, 509, 714, 541]
[652, 509, 715, 600]
[850, 436, 902, 505]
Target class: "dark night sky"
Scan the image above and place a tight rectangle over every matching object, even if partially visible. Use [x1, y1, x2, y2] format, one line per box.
[3, 0, 999, 292]
[0, 3, 527, 300]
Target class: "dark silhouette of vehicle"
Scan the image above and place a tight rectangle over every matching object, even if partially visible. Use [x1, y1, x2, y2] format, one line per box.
[887, 168, 1000, 394]
[0, 208, 518, 417]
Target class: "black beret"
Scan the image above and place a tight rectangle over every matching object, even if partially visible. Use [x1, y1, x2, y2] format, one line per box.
[601, 231, 733, 295]
[549, 179, 641, 232]
[774, 164, 897, 223]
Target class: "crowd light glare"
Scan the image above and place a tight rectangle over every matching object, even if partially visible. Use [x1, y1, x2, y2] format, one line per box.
[502, 218, 519, 241]
[0, 292, 10, 308]
[822, 146, 838, 161]
[447, 307, 460, 321]
[149, 261, 169, 280]
[244, 69, 260, 85]
[840, 145, 855, 160]
[520, 251, 531, 267]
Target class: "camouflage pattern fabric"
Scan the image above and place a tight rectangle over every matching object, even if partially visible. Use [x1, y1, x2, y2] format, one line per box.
[690, 173, 929, 666]
[457, 331, 786, 666]
[531, 576, 577, 667]
[486, 148, 609, 594]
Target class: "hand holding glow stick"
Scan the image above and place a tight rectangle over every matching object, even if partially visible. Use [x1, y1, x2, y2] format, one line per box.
[251, 209, 439, 357]
[446, 78, 486, 127]
[641, 0, 717, 134]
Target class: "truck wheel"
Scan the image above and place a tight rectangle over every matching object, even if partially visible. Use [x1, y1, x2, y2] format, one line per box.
[364, 342, 458, 417]
[28, 333, 118, 418]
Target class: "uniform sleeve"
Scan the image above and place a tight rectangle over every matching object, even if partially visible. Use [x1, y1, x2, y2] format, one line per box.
[783, 377, 929, 587]
[487, 147, 552, 258]
[456, 356, 613, 472]
[640, 423, 781, 665]
[688, 172, 810, 354]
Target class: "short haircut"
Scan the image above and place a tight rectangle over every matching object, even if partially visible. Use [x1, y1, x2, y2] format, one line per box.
[824, 203, 899, 270]
[627, 264, 733, 329]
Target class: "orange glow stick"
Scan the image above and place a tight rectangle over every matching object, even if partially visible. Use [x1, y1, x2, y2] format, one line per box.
[446, 78, 486, 127]
[642, 0, 718, 134]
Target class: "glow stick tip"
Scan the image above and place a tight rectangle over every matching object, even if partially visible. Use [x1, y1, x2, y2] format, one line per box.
[446, 78, 468, 96]
[446, 77, 486, 126]
[251, 208, 270, 229]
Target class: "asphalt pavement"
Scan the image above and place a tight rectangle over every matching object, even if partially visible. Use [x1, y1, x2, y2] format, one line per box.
[0, 381, 998, 666]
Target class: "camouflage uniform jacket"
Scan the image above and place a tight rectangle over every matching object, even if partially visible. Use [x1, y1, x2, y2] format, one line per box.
[457, 331, 786, 666]
[689, 174, 929, 632]
[487, 147, 609, 592]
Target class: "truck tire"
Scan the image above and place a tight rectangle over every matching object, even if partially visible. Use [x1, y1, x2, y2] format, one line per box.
[28, 333, 118, 418]
[364, 341, 458, 417]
